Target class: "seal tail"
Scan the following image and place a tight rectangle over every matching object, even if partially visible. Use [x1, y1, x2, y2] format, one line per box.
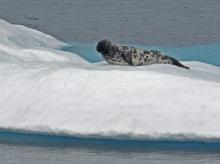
[169, 57, 190, 69]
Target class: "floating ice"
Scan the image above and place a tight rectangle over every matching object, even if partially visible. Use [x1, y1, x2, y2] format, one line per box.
[0, 19, 220, 142]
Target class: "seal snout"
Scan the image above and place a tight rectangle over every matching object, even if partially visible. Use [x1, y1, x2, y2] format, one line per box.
[96, 39, 112, 53]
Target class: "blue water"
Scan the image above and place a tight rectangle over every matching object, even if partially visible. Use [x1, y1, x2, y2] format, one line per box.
[1, 0, 220, 46]
[63, 42, 220, 66]
[1, 131, 220, 164]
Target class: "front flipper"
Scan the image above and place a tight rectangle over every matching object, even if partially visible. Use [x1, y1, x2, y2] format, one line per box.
[120, 51, 133, 65]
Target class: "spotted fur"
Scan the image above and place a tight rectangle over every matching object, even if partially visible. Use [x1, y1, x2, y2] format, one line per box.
[96, 40, 189, 69]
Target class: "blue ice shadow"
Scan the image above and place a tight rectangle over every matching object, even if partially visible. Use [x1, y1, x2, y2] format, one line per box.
[61, 42, 220, 67]
[1, 130, 220, 153]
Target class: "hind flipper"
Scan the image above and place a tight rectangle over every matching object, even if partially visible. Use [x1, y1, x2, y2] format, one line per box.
[169, 57, 190, 69]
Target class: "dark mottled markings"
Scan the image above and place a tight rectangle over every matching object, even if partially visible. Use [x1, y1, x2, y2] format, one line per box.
[144, 50, 150, 54]
[96, 40, 189, 69]
[162, 55, 169, 60]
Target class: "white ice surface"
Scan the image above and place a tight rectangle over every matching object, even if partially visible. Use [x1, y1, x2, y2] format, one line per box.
[0, 19, 220, 141]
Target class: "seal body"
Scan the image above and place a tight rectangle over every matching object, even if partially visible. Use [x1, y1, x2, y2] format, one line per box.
[96, 40, 189, 69]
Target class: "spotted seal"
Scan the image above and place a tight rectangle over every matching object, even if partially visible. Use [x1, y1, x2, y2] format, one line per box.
[96, 39, 189, 69]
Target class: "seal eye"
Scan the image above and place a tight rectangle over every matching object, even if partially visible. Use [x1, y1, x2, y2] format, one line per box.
[96, 39, 112, 53]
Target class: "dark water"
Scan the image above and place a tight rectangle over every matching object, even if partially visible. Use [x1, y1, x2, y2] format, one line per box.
[1, 143, 220, 164]
[1, 0, 220, 163]
[1, 0, 220, 46]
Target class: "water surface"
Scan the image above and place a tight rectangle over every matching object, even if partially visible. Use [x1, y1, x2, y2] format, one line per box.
[1, 132, 220, 164]
[1, 0, 220, 46]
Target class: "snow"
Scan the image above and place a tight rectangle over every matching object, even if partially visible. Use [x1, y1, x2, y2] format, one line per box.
[0, 19, 220, 142]
[0, 19, 87, 65]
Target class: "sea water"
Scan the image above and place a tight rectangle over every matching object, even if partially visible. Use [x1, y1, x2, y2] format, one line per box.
[0, 0, 220, 163]
[1, 132, 220, 164]
[1, 0, 220, 46]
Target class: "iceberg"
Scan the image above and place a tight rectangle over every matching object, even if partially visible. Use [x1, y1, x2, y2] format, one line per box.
[0, 19, 220, 142]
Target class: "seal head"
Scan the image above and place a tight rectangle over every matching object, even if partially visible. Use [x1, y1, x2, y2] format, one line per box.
[96, 39, 112, 54]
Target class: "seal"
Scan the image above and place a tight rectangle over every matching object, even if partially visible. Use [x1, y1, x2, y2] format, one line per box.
[96, 39, 189, 69]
